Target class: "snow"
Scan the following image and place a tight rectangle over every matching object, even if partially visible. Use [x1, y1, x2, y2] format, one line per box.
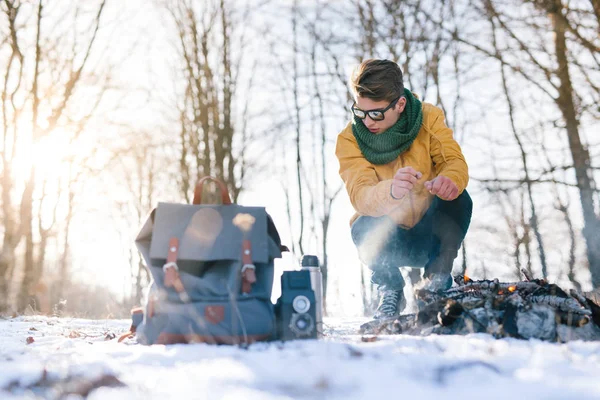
[2, 316, 600, 399]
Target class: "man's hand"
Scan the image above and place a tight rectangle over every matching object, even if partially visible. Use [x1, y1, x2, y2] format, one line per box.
[424, 176, 459, 200]
[391, 166, 422, 200]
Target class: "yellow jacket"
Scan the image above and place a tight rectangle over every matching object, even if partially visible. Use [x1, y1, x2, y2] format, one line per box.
[335, 102, 469, 228]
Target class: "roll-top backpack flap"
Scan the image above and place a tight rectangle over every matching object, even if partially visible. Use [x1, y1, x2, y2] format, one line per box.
[135, 177, 283, 299]
[148, 204, 278, 299]
[149, 203, 273, 266]
[135, 176, 234, 274]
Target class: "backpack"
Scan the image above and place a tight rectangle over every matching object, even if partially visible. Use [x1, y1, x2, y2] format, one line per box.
[120, 177, 284, 345]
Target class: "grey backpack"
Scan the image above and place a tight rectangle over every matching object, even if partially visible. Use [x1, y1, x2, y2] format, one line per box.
[121, 177, 284, 345]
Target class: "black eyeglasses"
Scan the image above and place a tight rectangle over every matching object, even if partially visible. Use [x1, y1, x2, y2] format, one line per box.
[351, 96, 401, 121]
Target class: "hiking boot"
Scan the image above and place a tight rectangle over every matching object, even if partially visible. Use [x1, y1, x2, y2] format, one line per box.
[423, 251, 456, 293]
[422, 273, 453, 293]
[373, 289, 406, 319]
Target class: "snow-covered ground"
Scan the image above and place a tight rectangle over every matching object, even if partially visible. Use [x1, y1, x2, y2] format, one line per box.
[1, 316, 600, 400]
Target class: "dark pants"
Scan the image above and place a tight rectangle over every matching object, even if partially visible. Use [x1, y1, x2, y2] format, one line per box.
[351, 190, 472, 291]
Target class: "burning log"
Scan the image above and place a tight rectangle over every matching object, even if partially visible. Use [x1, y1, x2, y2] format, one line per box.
[520, 268, 534, 281]
[583, 289, 600, 306]
[510, 305, 557, 341]
[445, 279, 544, 297]
[555, 310, 590, 327]
[359, 276, 600, 342]
[437, 299, 464, 326]
[528, 295, 590, 314]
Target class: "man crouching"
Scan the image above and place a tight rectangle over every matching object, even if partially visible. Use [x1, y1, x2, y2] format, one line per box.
[335, 59, 472, 319]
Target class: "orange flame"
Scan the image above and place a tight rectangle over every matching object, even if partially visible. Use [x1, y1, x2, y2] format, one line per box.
[508, 285, 517, 293]
[498, 290, 504, 295]
[464, 274, 471, 283]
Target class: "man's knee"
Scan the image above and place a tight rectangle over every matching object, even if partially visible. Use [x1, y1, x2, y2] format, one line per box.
[437, 190, 472, 235]
[351, 216, 382, 244]
[350, 217, 368, 245]
[458, 190, 473, 217]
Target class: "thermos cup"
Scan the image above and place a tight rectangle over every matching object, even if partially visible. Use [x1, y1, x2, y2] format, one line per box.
[301, 254, 323, 336]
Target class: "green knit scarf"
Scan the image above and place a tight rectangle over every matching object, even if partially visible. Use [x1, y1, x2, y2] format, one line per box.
[351, 88, 423, 165]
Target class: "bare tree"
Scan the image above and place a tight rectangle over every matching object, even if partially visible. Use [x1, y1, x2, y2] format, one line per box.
[539, 137, 582, 290]
[303, 1, 346, 314]
[163, 0, 253, 204]
[542, 0, 600, 286]
[110, 132, 168, 303]
[292, 0, 306, 256]
[0, 0, 111, 312]
[487, 9, 549, 277]
[0, 0, 23, 312]
[438, 0, 600, 286]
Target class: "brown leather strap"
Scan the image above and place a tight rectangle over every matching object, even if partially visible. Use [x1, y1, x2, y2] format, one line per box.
[167, 237, 178, 264]
[193, 176, 232, 205]
[241, 239, 256, 294]
[163, 238, 185, 294]
[242, 239, 253, 266]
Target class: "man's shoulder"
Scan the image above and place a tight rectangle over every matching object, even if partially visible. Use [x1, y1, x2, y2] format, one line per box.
[338, 121, 353, 136]
[336, 121, 355, 143]
[420, 102, 446, 130]
[421, 102, 444, 118]
[335, 121, 361, 158]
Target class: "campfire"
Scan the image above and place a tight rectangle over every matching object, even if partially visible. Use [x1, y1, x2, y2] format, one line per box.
[360, 269, 600, 342]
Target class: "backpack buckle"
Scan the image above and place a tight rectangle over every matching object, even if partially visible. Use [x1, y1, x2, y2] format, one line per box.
[241, 264, 256, 294]
[241, 264, 255, 273]
[163, 261, 178, 272]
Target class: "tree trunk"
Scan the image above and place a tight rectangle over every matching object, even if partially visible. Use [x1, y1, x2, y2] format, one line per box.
[360, 266, 369, 316]
[18, 169, 37, 311]
[321, 214, 329, 316]
[292, 0, 305, 255]
[0, 168, 17, 312]
[550, 1, 600, 287]
[58, 187, 74, 301]
[17, 1, 43, 312]
[591, 0, 600, 31]
[460, 242, 467, 276]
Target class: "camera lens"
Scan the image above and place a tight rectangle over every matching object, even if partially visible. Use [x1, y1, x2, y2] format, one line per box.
[292, 295, 311, 313]
[289, 313, 315, 336]
[296, 318, 308, 330]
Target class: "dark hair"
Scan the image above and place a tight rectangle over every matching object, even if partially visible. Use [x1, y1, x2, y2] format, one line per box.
[350, 59, 404, 102]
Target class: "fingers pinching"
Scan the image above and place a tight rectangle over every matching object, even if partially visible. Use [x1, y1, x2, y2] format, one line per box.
[395, 166, 413, 177]
[395, 173, 417, 184]
[440, 184, 452, 200]
[393, 179, 413, 190]
[432, 177, 445, 195]
[395, 166, 422, 182]
[438, 177, 458, 200]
